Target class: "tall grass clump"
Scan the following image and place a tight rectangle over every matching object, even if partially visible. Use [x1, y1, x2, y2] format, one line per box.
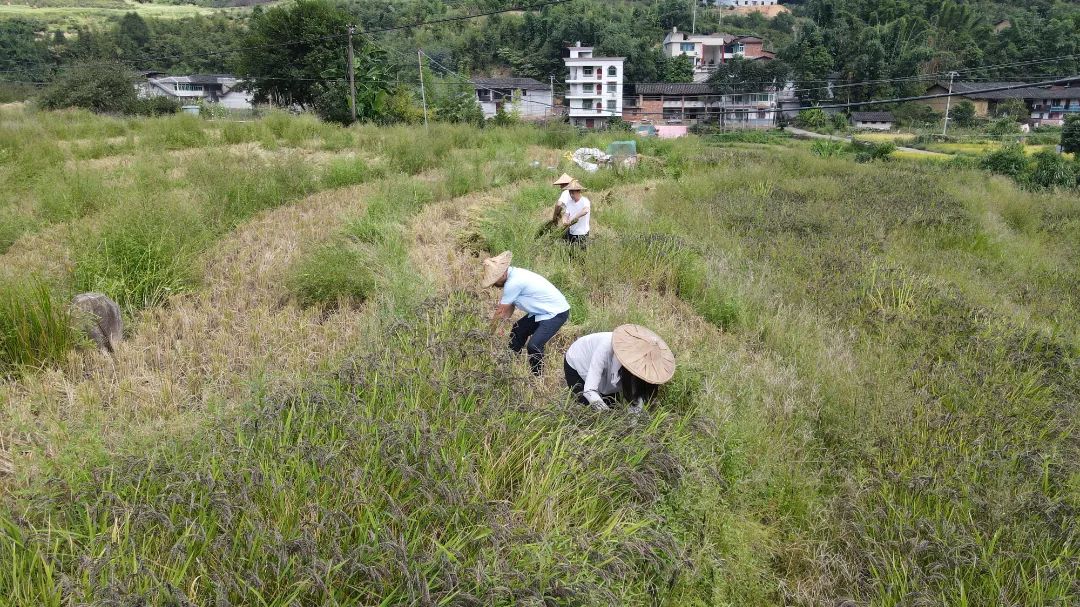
[0, 207, 35, 254]
[36, 167, 115, 222]
[139, 113, 210, 150]
[0, 277, 78, 376]
[286, 241, 375, 309]
[188, 152, 317, 228]
[321, 155, 383, 189]
[71, 200, 207, 312]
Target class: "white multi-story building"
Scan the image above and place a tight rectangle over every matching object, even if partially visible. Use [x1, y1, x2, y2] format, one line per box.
[564, 42, 624, 129]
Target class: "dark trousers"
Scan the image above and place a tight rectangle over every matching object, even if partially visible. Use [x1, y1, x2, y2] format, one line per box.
[563, 358, 591, 406]
[509, 310, 569, 375]
[565, 232, 588, 248]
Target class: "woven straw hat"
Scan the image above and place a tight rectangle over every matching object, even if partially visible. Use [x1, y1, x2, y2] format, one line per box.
[612, 324, 675, 384]
[552, 173, 574, 186]
[563, 179, 586, 192]
[481, 251, 512, 288]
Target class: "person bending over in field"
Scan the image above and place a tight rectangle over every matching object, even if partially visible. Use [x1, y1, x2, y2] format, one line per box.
[560, 180, 591, 248]
[563, 324, 675, 414]
[482, 251, 570, 376]
[550, 172, 574, 222]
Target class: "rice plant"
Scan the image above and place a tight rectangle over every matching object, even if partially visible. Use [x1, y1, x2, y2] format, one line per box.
[0, 277, 79, 376]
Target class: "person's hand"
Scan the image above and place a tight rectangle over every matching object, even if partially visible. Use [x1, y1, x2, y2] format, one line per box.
[591, 401, 610, 412]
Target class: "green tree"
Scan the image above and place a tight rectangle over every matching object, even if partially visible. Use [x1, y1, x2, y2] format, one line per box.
[0, 19, 53, 82]
[1061, 115, 1080, 155]
[662, 54, 694, 83]
[994, 98, 1028, 121]
[38, 63, 138, 114]
[117, 12, 151, 58]
[237, 0, 392, 121]
[779, 25, 833, 102]
[949, 100, 977, 128]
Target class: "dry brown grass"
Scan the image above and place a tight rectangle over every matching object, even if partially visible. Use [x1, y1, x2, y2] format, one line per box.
[1, 180, 395, 480]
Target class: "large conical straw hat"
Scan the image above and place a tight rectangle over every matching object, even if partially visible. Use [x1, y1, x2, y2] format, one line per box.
[562, 179, 586, 192]
[612, 324, 675, 384]
[552, 173, 574, 186]
[481, 251, 512, 288]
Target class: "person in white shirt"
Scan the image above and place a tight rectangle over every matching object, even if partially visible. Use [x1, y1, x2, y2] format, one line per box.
[481, 250, 571, 376]
[551, 173, 574, 222]
[563, 324, 675, 414]
[560, 180, 591, 247]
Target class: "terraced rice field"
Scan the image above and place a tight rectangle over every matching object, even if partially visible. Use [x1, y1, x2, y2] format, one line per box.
[2, 106, 1079, 605]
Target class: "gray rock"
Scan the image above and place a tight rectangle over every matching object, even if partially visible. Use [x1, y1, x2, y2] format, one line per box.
[71, 292, 123, 353]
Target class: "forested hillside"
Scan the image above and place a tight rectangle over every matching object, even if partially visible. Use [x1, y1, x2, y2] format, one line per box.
[3, 0, 1080, 104]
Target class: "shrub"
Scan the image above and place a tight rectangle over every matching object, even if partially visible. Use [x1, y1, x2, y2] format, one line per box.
[854, 141, 895, 163]
[0, 277, 78, 376]
[130, 96, 181, 117]
[979, 143, 1028, 179]
[286, 241, 375, 308]
[796, 108, 830, 130]
[72, 200, 207, 312]
[37, 63, 138, 115]
[988, 117, 1021, 138]
[949, 100, 978, 128]
[1027, 150, 1077, 190]
[810, 139, 843, 158]
[1062, 115, 1080, 154]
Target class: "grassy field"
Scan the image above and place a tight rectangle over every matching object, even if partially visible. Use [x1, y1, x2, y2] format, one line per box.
[0, 1, 249, 30]
[2, 106, 1079, 605]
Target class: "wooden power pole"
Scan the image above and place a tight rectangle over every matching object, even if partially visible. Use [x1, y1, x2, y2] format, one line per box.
[346, 25, 357, 124]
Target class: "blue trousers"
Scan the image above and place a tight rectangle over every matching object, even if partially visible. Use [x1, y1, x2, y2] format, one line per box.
[509, 310, 569, 375]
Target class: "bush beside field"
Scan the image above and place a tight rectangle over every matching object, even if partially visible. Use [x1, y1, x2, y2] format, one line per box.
[2, 106, 1080, 605]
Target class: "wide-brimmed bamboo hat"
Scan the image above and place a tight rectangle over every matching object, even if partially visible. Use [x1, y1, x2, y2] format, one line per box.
[563, 179, 586, 192]
[612, 324, 675, 384]
[481, 251, 512, 288]
[552, 173, 574, 186]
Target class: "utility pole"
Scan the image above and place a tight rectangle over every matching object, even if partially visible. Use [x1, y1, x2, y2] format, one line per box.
[549, 75, 555, 118]
[942, 70, 958, 136]
[692, 0, 697, 34]
[346, 25, 357, 124]
[418, 48, 429, 128]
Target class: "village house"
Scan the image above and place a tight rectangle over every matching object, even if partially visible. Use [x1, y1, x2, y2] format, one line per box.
[137, 74, 253, 109]
[564, 42, 625, 129]
[851, 111, 895, 131]
[922, 79, 1080, 127]
[470, 77, 553, 120]
[623, 82, 779, 128]
[661, 27, 775, 83]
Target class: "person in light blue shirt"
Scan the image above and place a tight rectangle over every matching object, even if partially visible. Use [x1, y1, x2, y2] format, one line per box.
[481, 251, 570, 376]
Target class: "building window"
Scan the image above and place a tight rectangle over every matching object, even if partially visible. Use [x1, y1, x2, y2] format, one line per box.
[174, 83, 203, 92]
[477, 90, 490, 102]
[595, 83, 602, 94]
[607, 83, 617, 93]
[594, 101, 602, 110]
[582, 67, 593, 77]
[607, 66, 617, 77]
[607, 100, 616, 110]
[680, 43, 694, 52]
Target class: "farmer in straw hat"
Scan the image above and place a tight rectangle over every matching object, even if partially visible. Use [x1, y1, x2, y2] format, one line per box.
[563, 325, 675, 414]
[559, 180, 591, 247]
[551, 173, 574, 221]
[481, 251, 570, 376]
